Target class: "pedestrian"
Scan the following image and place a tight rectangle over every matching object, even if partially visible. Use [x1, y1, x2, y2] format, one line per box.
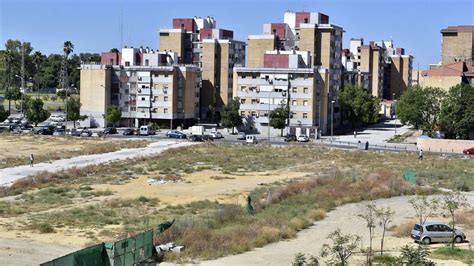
[29, 153, 34, 167]
[418, 149, 423, 161]
[354, 130, 357, 139]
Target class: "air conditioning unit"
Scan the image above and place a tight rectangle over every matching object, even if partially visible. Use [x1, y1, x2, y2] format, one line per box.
[138, 89, 142, 93]
[138, 76, 142, 81]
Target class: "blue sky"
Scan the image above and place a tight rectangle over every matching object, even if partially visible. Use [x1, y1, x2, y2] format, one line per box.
[1, 0, 473, 69]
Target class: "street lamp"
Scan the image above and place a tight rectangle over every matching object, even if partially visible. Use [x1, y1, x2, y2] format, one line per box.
[331, 100, 335, 142]
[393, 93, 397, 136]
[14, 75, 32, 117]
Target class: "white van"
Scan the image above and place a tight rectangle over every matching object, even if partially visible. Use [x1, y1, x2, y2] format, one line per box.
[139, 126, 155, 136]
[245, 135, 258, 144]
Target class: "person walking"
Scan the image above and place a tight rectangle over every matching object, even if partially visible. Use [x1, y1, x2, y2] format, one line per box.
[418, 149, 423, 161]
[354, 130, 357, 139]
[29, 153, 34, 167]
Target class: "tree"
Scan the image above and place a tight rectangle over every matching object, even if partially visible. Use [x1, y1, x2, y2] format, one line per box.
[440, 191, 469, 249]
[408, 195, 439, 226]
[357, 202, 377, 264]
[398, 244, 433, 265]
[32, 51, 45, 97]
[0, 106, 7, 122]
[110, 48, 120, 53]
[220, 97, 242, 134]
[269, 102, 289, 136]
[439, 84, 474, 139]
[320, 229, 360, 266]
[106, 105, 121, 126]
[293, 253, 319, 266]
[5, 88, 22, 108]
[397, 86, 445, 136]
[25, 98, 50, 126]
[67, 96, 86, 128]
[338, 85, 379, 127]
[376, 207, 394, 255]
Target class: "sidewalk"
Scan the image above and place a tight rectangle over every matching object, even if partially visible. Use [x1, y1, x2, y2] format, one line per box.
[0, 140, 193, 187]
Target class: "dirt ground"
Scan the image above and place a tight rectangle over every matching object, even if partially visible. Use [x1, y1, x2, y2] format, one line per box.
[0, 134, 148, 168]
[0, 169, 310, 265]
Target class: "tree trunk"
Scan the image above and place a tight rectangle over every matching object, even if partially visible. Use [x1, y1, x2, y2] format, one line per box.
[73, 121, 76, 129]
[381, 228, 385, 255]
[369, 228, 373, 265]
[280, 128, 283, 137]
[451, 214, 455, 249]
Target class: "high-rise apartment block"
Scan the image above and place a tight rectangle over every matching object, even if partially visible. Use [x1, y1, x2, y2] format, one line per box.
[159, 17, 245, 117]
[441, 26, 474, 65]
[234, 11, 343, 135]
[81, 48, 201, 128]
[342, 38, 413, 100]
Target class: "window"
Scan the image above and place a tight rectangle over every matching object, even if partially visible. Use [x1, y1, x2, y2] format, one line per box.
[292, 87, 297, 93]
[164, 74, 168, 78]
[125, 61, 130, 66]
[141, 97, 145, 101]
[241, 86, 247, 91]
[292, 100, 297, 106]
[145, 59, 149, 66]
[303, 87, 309, 93]
[303, 113, 308, 119]
[109, 59, 113, 65]
[251, 99, 258, 104]
[164, 108, 168, 114]
[164, 96, 168, 102]
[241, 99, 246, 104]
[303, 100, 308, 106]
[241, 111, 246, 116]
[251, 111, 256, 117]
[426, 225, 439, 232]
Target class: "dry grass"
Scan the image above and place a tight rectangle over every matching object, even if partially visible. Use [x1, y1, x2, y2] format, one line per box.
[0, 134, 149, 169]
[455, 209, 474, 230]
[389, 221, 416, 238]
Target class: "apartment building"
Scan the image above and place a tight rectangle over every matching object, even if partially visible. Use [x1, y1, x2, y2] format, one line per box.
[80, 48, 201, 128]
[343, 38, 413, 99]
[420, 59, 473, 90]
[441, 26, 474, 65]
[235, 11, 341, 135]
[159, 16, 245, 117]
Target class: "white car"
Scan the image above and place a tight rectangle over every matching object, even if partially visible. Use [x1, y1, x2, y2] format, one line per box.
[246, 135, 258, 144]
[210, 131, 223, 139]
[297, 135, 309, 142]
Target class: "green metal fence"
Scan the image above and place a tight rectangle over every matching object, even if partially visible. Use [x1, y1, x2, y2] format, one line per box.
[41, 230, 154, 266]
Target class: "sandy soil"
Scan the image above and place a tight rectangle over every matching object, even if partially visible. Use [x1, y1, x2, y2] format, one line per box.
[201, 194, 474, 266]
[94, 170, 310, 206]
[0, 169, 309, 265]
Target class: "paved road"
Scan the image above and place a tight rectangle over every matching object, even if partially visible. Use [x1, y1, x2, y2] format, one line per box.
[0, 140, 193, 187]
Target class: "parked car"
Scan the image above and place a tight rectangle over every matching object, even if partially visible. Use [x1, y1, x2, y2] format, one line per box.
[49, 115, 65, 122]
[189, 135, 204, 142]
[166, 130, 186, 139]
[202, 134, 214, 141]
[53, 128, 66, 136]
[80, 129, 92, 137]
[463, 147, 474, 155]
[411, 221, 466, 244]
[284, 134, 297, 142]
[139, 126, 156, 136]
[35, 127, 54, 135]
[237, 132, 246, 140]
[246, 135, 258, 144]
[123, 128, 136, 136]
[66, 128, 81, 137]
[101, 127, 117, 135]
[297, 135, 309, 142]
[210, 131, 223, 139]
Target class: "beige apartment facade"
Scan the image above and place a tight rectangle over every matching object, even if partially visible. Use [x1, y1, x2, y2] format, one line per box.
[80, 64, 201, 128]
[390, 55, 413, 98]
[233, 67, 330, 135]
[247, 35, 276, 68]
[441, 26, 474, 65]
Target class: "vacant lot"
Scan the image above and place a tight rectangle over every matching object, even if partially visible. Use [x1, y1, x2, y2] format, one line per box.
[0, 134, 149, 168]
[0, 143, 472, 264]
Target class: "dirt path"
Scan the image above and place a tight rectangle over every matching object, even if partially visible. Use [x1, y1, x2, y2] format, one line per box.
[0, 140, 193, 186]
[201, 193, 474, 266]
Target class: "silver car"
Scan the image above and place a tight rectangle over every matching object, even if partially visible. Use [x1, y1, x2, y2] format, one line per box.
[411, 221, 466, 244]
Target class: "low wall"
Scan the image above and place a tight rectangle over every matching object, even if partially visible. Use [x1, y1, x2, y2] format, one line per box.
[416, 138, 474, 154]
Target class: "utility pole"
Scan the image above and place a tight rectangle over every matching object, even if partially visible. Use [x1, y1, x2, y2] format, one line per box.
[20, 44, 25, 117]
[331, 100, 335, 142]
[286, 74, 292, 135]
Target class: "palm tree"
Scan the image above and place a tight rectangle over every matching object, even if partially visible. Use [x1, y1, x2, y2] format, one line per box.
[63, 41, 74, 59]
[4, 50, 16, 114]
[32, 51, 44, 98]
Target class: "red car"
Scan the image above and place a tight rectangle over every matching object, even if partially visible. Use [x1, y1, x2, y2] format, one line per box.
[463, 147, 474, 154]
